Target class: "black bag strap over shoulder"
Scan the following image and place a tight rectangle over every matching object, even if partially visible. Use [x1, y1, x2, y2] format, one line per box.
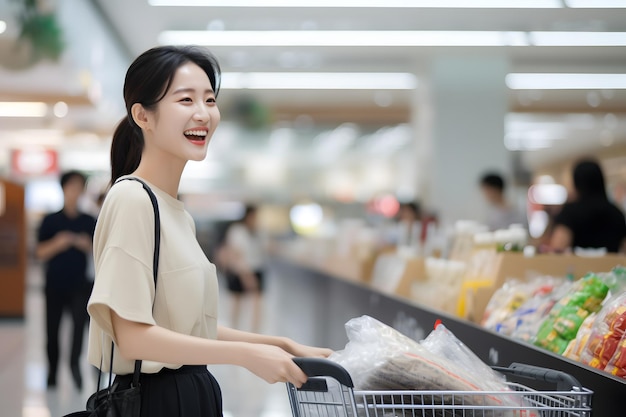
[98, 177, 161, 391]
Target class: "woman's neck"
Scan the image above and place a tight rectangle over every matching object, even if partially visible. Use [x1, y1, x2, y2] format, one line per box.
[132, 159, 185, 198]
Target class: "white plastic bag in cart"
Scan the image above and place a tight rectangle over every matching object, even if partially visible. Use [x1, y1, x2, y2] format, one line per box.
[328, 315, 432, 389]
[329, 316, 537, 416]
[421, 321, 509, 391]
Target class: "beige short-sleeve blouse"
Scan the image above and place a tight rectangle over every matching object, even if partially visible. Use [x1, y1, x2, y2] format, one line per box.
[87, 176, 219, 375]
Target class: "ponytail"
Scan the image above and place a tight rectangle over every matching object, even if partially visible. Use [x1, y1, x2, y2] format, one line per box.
[110, 117, 143, 184]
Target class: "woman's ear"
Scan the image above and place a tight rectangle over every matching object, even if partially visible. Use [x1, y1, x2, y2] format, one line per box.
[131, 103, 150, 131]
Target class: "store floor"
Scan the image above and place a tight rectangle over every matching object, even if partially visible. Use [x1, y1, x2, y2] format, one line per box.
[0, 262, 297, 417]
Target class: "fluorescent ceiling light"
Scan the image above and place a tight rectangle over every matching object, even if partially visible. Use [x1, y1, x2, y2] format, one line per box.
[0, 102, 48, 118]
[528, 184, 568, 205]
[160, 30, 626, 47]
[506, 74, 626, 90]
[159, 30, 529, 47]
[221, 72, 417, 90]
[565, 0, 626, 7]
[150, 0, 561, 7]
[529, 31, 626, 46]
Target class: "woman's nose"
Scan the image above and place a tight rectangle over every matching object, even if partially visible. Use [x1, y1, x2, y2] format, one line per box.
[194, 104, 210, 122]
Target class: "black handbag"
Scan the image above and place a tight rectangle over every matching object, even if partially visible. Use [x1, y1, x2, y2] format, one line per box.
[63, 177, 161, 417]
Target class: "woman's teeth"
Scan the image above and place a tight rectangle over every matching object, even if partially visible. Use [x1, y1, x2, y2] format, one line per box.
[184, 130, 206, 137]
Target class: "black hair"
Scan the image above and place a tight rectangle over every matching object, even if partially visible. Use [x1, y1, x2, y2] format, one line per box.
[60, 170, 87, 189]
[110, 45, 221, 184]
[400, 201, 420, 216]
[572, 159, 607, 200]
[480, 173, 505, 192]
[243, 204, 258, 220]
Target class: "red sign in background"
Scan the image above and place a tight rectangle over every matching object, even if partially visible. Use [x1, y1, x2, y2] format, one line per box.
[11, 149, 58, 177]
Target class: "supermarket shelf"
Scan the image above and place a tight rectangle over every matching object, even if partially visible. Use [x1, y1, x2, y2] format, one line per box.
[269, 257, 626, 417]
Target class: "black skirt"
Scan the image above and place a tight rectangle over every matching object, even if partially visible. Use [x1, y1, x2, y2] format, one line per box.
[225, 270, 265, 294]
[114, 365, 222, 417]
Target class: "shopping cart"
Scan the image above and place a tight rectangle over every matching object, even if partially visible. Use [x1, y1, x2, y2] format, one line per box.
[288, 358, 592, 417]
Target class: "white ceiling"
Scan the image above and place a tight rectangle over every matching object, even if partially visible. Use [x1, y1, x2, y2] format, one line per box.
[1, 0, 626, 199]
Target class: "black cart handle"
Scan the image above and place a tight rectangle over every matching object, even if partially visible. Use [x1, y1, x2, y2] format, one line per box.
[293, 357, 354, 388]
[492, 362, 583, 391]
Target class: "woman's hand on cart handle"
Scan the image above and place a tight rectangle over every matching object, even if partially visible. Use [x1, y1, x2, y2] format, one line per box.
[293, 358, 354, 388]
[240, 344, 309, 388]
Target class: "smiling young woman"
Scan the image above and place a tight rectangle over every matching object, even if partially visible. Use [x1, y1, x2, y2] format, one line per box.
[86, 46, 331, 417]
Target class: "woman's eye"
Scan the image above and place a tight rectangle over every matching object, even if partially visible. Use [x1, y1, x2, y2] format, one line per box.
[206, 97, 216, 104]
[180, 97, 192, 102]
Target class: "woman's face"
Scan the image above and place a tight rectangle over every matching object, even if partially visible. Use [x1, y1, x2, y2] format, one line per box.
[143, 62, 220, 163]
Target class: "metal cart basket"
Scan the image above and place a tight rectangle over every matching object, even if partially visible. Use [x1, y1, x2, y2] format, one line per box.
[288, 358, 592, 417]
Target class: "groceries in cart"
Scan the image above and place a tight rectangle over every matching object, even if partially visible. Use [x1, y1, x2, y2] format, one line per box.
[328, 316, 534, 414]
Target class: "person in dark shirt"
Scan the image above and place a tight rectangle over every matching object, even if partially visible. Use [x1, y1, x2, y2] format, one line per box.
[550, 159, 626, 253]
[36, 170, 97, 389]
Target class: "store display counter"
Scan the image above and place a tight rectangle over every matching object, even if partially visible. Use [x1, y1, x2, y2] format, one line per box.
[0, 180, 26, 318]
[269, 256, 626, 417]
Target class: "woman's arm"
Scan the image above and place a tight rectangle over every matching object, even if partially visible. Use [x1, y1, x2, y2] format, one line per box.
[218, 325, 333, 358]
[549, 225, 573, 253]
[111, 311, 308, 386]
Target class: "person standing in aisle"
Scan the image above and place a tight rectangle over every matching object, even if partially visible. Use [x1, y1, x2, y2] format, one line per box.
[550, 159, 626, 253]
[36, 170, 97, 389]
[223, 204, 266, 332]
[479, 172, 525, 231]
[87, 45, 331, 417]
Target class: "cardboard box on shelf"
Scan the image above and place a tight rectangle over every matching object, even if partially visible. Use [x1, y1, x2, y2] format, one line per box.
[395, 258, 428, 298]
[466, 252, 626, 323]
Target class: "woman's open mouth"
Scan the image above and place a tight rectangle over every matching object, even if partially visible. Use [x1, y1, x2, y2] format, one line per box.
[184, 128, 208, 144]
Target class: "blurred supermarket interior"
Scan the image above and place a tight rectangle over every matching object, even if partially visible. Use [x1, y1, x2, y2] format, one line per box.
[1, 1, 626, 416]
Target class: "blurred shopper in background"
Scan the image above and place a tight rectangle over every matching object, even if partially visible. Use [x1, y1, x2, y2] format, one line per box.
[86, 45, 329, 417]
[395, 202, 422, 248]
[382, 201, 422, 252]
[480, 172, 525, 231]
[36, 170, 97, 389]
[550, 159, 626, 253]
[223, 205, 266, 332]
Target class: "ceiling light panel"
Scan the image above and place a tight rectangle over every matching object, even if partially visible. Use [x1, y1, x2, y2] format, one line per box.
[149, 0, 562, 8]
[0, 102, 48, 118]
[529, 31, 626, 46]
[506, 74, 626, 90]
[221, 72, 417, 90]
[565, 0, 626, 7]
[159, 30, 626, 47]
[159, 30, 529, 47]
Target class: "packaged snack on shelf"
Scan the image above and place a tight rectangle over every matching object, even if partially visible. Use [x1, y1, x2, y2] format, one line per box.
[489, 278, 567, 338]
[563, 313, 596, 361]
[509, 279, 572, 342]
[534, 273, 610, 354]
[604, 337, 626, 378]
[481, 277, 567, 336]
[580, 290, 626, 377]
[481, 279, 530, 331]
